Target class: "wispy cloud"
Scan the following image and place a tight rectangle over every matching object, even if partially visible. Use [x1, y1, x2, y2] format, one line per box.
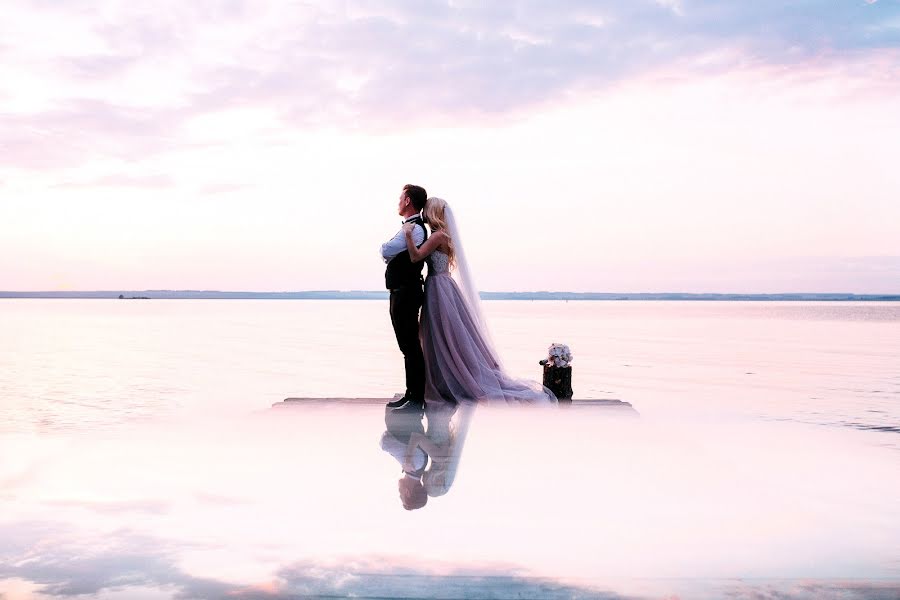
[2, 522, 899, 599]
[42, 498, 171, 515]
[1, 1, 898, 292]
[198, 182, 253, 195]
[0, 524, 625, 598]
[1, 0, 897, 170]
[54, 174, 175, 189]
[0, 100, 183, 168]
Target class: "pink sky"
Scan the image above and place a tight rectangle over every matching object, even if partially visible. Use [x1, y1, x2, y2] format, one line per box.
[1, 1, 898, 293]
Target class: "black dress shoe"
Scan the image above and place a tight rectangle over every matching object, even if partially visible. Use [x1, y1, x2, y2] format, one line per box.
[390, 399, 425, 415]
[386, 396, 409, 408]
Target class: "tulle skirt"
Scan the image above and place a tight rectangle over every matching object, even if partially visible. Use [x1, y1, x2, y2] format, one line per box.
[420, 274, 557, 406]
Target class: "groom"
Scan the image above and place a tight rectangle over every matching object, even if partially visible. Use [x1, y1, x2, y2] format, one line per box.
[380, 184, 429, 413]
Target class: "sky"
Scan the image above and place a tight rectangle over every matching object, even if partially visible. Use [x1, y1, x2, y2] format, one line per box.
[1, 0, 899, 293]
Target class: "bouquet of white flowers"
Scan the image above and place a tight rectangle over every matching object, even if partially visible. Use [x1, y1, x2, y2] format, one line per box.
[539, 343, 573, 369]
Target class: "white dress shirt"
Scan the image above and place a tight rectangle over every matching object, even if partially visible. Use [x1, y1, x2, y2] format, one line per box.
[380, 214, 426, 263]
[380, 431, 427, 474]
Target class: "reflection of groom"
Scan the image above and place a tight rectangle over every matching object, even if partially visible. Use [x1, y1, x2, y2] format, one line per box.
[380, 404, 428, 510]
[380, 184, 428, 413]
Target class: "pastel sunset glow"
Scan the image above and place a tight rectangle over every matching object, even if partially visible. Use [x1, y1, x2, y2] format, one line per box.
[2, 1, 899, 292]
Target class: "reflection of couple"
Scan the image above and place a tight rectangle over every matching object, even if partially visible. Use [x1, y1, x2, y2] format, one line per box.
[379, 400, 474, 510]
[379, 184, 557, 412]
[379, 184, 556, 509]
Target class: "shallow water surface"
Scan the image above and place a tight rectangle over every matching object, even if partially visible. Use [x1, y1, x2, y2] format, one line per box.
[1, 300, 898, 598]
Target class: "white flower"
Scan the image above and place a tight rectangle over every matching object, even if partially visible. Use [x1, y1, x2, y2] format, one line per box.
[543, 343, 572, 368]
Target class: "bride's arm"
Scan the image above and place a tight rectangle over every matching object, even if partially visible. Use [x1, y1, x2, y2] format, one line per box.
[403, 431, 448, 468]
[402, 432, 426, 471]
[404, 225, 445, 263]
[406, 432, 447, 460]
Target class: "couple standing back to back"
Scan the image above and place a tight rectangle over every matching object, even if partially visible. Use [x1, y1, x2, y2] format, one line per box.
[379, 184, 557, 413]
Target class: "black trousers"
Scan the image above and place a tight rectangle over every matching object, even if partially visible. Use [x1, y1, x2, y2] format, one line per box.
[389, 285, 425, 403]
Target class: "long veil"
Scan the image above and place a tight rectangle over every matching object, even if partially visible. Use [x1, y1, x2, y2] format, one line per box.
[423, 198, 555, 406]
[443, 203, 503, 369]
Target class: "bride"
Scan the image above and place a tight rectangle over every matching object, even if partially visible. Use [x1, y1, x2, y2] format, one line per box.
[402, 197, 556, 406]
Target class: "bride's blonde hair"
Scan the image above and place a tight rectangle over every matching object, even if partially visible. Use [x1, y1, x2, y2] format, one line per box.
[423, 197, 455, 268]
[423, 465, 450, 497]
[421, 405, 463, 497]
[422, 434, 455, 497]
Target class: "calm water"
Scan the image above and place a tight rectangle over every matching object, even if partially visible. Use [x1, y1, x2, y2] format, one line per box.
[1, 300, 898, 599]
[2, 299, 897, 436]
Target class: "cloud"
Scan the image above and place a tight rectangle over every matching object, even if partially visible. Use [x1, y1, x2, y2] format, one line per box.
[1, 1, 897, 162]
[2, 521, 900, 599]
[58, 53, 140, 81]
[0, 99, 184, 169]
[42, 499, 171, 515]
[0, 467, 41, 493]
[655, 0, 685, 17]
[0, 527, 202, 598]
[192, 491, 253, 505]
[0, 523, 624, 599]
[54, 174, 176, 189]
[270, 558, 628, 599]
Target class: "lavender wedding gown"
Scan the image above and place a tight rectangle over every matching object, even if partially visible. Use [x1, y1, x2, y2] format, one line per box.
[420, 250, 557, 406]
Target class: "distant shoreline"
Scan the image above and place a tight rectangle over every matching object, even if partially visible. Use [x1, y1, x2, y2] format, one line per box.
[1, 291, 898, 301]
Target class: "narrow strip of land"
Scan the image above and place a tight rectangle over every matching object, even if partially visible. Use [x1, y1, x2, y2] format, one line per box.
[2, 291, 897, 301]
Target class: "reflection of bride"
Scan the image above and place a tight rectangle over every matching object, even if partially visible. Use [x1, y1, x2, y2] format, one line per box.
[402, 197, 557, 406]
[402, 402, 475, 498]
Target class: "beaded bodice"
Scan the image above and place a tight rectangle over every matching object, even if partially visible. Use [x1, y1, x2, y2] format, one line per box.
[427, 250, 451, 276]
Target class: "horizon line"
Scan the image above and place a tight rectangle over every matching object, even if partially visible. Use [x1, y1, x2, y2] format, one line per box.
[1, 290, 898, 301]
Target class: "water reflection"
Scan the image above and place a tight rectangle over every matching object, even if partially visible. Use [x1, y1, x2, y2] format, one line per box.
[4, 299, 898, 440]
[1, 405, 898, 599]
[380, 400, 429, 509]
[380, 400, 476, 510]
[1, 522, 898, 599]
[0, 525, 625, 599]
